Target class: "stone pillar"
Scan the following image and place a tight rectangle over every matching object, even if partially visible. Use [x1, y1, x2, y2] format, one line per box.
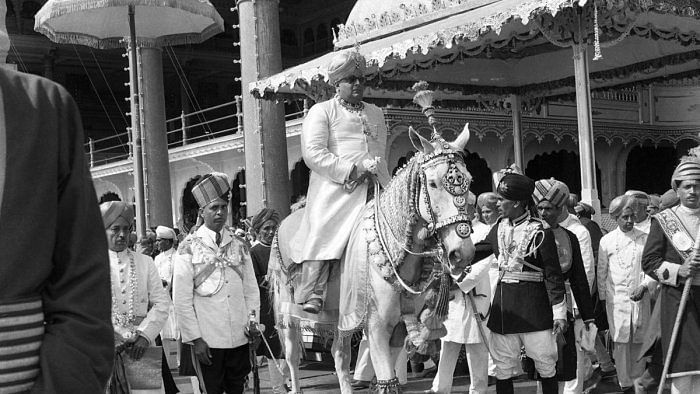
[572, 43, 601, 221]
[510, 94, 524, 170]
[139, 47, 173, 227]
[237, 0, 291, 218]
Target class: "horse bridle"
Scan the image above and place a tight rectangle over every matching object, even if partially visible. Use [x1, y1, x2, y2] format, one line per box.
[417, 141, 473, 241]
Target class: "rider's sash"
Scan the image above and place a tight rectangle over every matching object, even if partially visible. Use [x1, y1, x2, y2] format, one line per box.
[655, 209, 695, 260]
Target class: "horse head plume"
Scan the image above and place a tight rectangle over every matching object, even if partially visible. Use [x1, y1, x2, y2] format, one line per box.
[450, 123, 471, 151]
[408, 126, 434, 155]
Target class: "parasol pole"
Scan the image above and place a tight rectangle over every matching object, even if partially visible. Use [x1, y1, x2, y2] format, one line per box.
[127, 4, 147, 239]
[657, 253, 699, 393]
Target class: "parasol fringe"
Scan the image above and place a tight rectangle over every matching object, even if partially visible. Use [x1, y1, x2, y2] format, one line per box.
[34, 0, 223, 49]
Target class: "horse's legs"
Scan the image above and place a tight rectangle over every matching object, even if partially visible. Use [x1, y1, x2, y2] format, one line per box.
[281, 326, 302, 393]
[332, 331, 353, 394]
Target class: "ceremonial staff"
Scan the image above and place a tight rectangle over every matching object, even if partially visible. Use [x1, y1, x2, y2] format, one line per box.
[658, 242, 699, 393]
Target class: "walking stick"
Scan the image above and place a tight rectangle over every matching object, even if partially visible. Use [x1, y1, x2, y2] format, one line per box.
[657, 238, 700, 394]
[249, 312, 261, 394]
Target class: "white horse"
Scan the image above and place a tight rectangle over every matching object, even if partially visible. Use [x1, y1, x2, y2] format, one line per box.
[268, 124, 476, 393]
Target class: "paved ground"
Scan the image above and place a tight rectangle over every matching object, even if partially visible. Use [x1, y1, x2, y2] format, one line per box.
[173, 359, 670, 393]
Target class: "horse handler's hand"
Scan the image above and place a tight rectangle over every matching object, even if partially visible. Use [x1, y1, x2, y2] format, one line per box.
[553, 319, 568, 336]
[193, 338, 213, 366]
[630, 285, 647, 301]
[127, 335, 149, 360]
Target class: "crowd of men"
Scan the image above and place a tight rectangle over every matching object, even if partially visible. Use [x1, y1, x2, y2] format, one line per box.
[3, 47, 700, 394]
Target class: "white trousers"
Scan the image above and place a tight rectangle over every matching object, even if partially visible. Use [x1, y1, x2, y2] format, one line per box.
[671, 375, 700, 394]
[491, 330, 558, 380]
[353, 337, 407, 384]
[612, 340, 644, 388]
[431, 340, 489, 393]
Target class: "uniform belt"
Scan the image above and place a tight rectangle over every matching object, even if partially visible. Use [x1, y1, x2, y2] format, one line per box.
[501, 271, 544, 283]
[0, 297, 44, 393]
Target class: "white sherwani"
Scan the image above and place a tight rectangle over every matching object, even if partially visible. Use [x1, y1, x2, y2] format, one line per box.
[109, 250, 171, 345]
[597, 227, 655, 343]
[560, 214, 595, 293]
[290, 98, 390, 262]
[173, 226, 260, 349]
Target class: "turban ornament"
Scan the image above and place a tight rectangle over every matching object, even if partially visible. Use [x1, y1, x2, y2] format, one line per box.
[192, 172, 231, 208]
[328, 49, 366, 85]
[100, 201, 135, 228]
[533, 178, 570, 208]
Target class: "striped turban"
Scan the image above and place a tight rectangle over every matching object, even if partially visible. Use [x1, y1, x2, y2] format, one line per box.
[609, 195, 633, 219]
[250, 208, 280, 233]
[100, 201, 134, 228]
[497, 173, 535, 202]
[672, 158, 700, 190]
[328, 50, 366, 85]
[192, 172, 231, 208]
[532, 178, 570, 208]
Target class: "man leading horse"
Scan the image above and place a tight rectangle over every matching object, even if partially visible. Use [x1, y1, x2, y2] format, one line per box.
[290, 49, 391, 314]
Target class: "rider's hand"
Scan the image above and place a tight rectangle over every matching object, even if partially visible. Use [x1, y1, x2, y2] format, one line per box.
[127, 335, 149, 360]
[552, 319, 568, 336]
[193, 338, 212, 366]
[629, 285, 647, 301]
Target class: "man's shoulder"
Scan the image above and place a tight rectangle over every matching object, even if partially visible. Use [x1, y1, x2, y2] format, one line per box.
[0, 67, 72, 104]
[177, 235, 196, 255]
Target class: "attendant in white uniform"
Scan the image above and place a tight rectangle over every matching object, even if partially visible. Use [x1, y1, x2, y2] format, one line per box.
[173, 173, 260, 394]
[598, 195, 655, 392]
[102, 201, 172, 393]
[428, 192, 490, 393]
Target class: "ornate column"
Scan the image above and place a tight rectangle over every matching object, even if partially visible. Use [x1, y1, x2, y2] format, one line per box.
[237, 0, 291, 217]
[139, 46, 173, 227]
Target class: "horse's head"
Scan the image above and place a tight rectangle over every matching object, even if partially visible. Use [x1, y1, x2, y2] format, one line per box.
[411, 124, 476, 276]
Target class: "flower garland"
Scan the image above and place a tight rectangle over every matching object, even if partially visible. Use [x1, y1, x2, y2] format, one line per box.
[614, 231, 639, 272]
[112, 250, 138, 341]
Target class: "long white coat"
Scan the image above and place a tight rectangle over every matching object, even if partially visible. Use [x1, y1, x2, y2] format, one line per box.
[597, 227, 655, 343]
[109, 250, 171, 346]
[290, 98, 390, 262]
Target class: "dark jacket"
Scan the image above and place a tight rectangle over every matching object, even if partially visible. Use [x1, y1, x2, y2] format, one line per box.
[0, 68, 114, 392]
[480, 217, 566, 334]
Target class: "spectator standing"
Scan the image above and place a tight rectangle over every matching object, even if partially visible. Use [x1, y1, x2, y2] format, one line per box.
[249, 208, 291, 394]
[102, 201, 172, 393]
[598, 196, 655, 392]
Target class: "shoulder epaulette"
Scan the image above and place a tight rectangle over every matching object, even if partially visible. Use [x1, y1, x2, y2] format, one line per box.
[177, 235, 195, 255]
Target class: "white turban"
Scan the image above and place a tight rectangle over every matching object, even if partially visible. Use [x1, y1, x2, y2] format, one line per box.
[155, 225, 176, 240]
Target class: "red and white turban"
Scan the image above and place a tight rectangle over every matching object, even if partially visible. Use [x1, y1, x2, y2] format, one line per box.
[533, 178, 570, 208]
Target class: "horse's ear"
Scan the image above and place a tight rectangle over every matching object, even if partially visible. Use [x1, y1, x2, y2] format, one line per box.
[451, 123, 471, 151]
[409, 126, 434, 154]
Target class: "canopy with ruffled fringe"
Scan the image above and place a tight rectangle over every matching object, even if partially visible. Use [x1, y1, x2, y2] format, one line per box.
[250, 0, 700, 101]
[34, 0, 224, 49]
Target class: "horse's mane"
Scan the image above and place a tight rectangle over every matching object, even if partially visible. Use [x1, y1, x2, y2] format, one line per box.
[376, 154, 423, 267]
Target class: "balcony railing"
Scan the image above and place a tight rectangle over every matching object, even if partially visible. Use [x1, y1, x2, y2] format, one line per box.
[86, 97, 308, 168]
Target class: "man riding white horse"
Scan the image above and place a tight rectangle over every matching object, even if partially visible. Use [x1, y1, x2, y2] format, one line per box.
[290, 49, 391, 314]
